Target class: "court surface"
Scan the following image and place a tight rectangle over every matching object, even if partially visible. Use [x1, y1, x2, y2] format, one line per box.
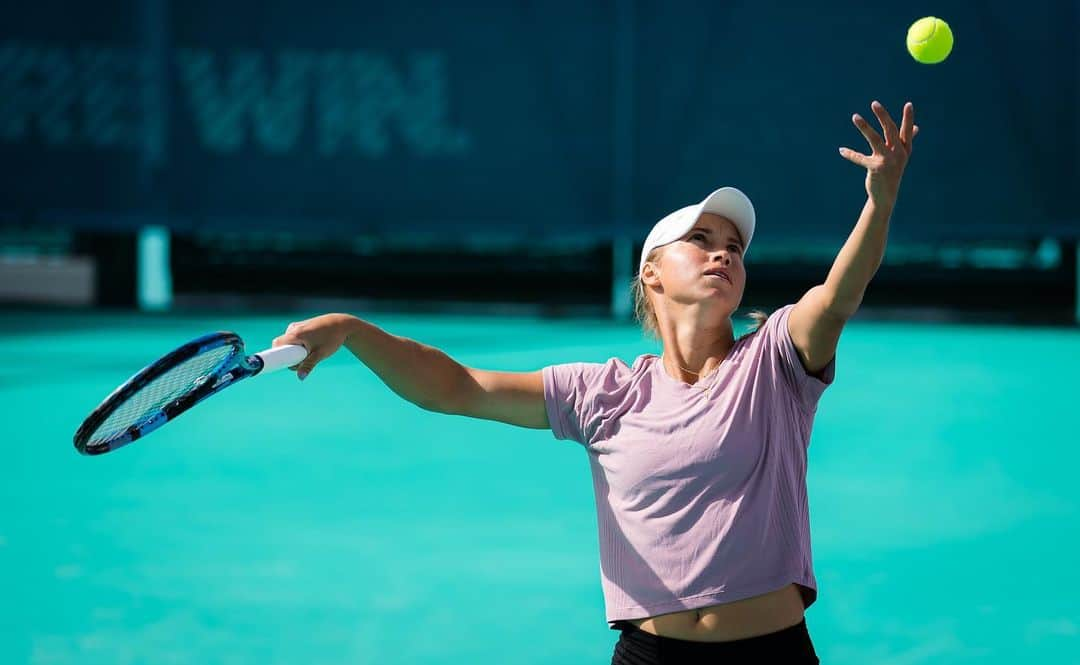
[2, 310, 1078, 664]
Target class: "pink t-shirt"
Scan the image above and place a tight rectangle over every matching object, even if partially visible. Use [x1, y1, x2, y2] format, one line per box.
[542, 304, 835, 628]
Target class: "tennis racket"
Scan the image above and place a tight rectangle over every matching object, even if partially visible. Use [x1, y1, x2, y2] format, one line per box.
[74, 331, 308, 456]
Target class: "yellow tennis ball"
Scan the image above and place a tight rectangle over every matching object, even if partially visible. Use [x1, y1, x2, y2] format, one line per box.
[906, 16, 953, 64]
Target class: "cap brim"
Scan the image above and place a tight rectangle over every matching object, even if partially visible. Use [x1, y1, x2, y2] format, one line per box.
[698, 187, 755, 249]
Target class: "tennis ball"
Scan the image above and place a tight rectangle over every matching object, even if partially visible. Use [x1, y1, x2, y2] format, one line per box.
[906, 16, 953, 64]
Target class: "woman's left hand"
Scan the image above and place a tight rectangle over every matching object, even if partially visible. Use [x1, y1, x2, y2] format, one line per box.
[839, 100, 918, 206]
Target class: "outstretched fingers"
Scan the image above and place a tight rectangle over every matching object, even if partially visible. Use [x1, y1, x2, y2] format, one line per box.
[852, 113, 886, 154]
[838, 146, 871, 168]
[899, 102, 916, 146]
[871, 101, 900, 148]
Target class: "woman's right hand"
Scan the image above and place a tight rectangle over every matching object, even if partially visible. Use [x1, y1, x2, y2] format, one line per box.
[271, 313, 358, 380]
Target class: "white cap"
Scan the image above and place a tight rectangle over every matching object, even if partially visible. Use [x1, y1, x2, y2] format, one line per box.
[638, 187, 756, 276]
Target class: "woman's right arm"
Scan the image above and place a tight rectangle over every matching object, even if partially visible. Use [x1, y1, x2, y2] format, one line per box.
[272, 314, 549, 430]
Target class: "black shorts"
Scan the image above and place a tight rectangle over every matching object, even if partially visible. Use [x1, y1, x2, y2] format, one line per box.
[611, 618, 820, 664]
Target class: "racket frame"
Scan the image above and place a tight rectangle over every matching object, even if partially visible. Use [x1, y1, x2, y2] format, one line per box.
[73, 331, 279, 456]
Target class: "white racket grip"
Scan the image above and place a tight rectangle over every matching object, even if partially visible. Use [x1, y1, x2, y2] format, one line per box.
[255, 345, 309, 374]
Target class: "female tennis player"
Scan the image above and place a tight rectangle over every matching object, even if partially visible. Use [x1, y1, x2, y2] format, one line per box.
[273, 100, 917, 663]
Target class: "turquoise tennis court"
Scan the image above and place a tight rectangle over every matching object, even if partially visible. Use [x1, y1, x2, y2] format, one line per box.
[2, 310, 1078, 664]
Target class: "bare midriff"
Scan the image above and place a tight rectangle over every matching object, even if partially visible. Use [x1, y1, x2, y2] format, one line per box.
[627, 583, 806, 642]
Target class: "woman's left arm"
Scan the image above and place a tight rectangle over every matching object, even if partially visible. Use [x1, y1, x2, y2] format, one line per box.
[788, 101, 918, 374]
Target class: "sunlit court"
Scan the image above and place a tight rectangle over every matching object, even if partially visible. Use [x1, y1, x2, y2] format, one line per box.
[2, 2, 1079, 664]
[1, 310, 1079, 663]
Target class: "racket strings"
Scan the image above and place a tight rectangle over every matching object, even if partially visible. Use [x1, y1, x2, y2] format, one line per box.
[88, 346, 237, 446]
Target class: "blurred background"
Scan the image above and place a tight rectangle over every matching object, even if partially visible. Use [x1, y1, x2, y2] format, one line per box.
[2, 1, 1078, 664]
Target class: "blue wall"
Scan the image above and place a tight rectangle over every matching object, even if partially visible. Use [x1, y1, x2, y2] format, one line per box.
[1, 0, 1075, 245]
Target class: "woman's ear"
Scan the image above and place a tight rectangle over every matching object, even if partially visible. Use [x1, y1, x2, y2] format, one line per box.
[640, 261, 660, 288]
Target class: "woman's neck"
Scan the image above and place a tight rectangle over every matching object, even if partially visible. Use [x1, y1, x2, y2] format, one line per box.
[660, 327, 735, 384]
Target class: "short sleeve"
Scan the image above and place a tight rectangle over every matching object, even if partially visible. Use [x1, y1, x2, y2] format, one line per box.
[542, 361, 613, 446]
[764, 304, 836, 413]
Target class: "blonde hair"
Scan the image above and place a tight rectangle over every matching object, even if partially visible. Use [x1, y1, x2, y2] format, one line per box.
[631, 247, 768, 341]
